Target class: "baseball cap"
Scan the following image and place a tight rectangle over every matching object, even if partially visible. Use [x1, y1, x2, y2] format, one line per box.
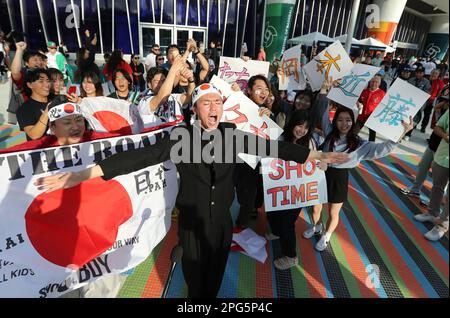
[415, 66, 425, 73]
[47, 41, 57, 48]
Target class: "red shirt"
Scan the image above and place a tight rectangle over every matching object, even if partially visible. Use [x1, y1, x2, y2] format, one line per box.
[102, 61, 133, 81]
[430, 78, 445, 101]
[12, 70, 29, 102]
[357, 88, 386, 123]
[0, 131, 120, 154]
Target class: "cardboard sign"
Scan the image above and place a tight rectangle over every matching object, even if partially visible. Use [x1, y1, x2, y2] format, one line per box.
[279, 45, 306, 91]
[327, 64, 381, 110]
[261, 158, 328, 212]
[303, 40, 354, 91]
[365, 79, 431, 142]
[218, 57, 270, 90]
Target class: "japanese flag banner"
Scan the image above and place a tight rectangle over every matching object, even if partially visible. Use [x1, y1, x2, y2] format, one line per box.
[218, 57, 270, 90]
[364, 79, 431, 142]
[261, 158, 328, 212]
[80, 97, 144, 135]
[303, 40, 354, 92]
[279, 45, 306, 91]
[327, 64, 381, 111]
[0, 129, 178, 297]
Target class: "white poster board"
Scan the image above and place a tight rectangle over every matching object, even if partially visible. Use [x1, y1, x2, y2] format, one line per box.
[303, 40, 354, 92]
[327, 64, 381, 110]
[279, 45, 306, 91]
[261, 158, 328, 212]
[218, 57, 270, 90]
[365, 79, 431, 142]
[222, 92, 283, 141]
[210, 75, 234, 99]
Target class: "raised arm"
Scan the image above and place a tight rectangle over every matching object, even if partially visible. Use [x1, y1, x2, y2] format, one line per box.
[148, 57, 185, 111]
[195, 51, 211, 83]
[353, 117, 413, 163]
[35, 132, 178, 193]
[11, 42, 27, 81]
[179, 67, 196, 106]
[236, 129, 349, 165]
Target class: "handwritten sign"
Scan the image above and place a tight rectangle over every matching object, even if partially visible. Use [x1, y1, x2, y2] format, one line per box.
[218, 57, 270, 90]
[303, 40, 354, 91]
[279, 45, 306, 91]
[262, 158, 328, 212]
[212, 78, 284, 169]
[222, 92, 283, 141]
[327, 64, 380, 110]
[365, 79, 431, 142]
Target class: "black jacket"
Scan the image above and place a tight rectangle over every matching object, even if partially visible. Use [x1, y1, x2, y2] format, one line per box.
[99, 123, 310, 231]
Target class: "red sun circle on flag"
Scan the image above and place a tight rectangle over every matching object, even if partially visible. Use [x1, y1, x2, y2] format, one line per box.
[200, 84, 211, 90]
[93, 110, 133, 135]
[64, 104, 75, 114]
[25, 178, 133, 268]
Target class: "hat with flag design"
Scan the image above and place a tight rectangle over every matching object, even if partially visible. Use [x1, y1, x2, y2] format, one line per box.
[48, 102, 83, 122]
[191, 83, 224, 106]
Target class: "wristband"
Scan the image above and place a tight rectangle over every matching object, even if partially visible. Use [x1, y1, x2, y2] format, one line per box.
[188, 78, 195, 83]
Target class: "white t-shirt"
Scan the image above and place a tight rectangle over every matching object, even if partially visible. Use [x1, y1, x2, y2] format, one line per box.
[46, 51, 59, 69]
[144, 53, 157, 69]
[137, 90, 185, 129]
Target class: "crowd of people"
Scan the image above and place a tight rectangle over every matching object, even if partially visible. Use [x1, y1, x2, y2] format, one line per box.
[0, 27, 449, 298]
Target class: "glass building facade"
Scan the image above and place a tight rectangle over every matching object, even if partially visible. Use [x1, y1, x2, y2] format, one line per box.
[0, 0, 434, 58]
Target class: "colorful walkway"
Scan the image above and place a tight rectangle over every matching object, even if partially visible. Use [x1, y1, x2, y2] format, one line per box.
[117, 154, 449, 298]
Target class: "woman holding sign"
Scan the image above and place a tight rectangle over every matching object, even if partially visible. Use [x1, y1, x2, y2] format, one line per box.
[305, 79, 414, 252]
[267, 109, 327, 270]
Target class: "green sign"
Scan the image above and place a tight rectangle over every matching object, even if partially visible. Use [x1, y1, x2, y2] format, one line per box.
[423, 33, 449, 61]
[263, 0, 296, 62]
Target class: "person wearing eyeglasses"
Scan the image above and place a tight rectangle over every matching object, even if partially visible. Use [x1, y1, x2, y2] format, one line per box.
[144, 44, 161, 71]
[130, 54, 146, 92]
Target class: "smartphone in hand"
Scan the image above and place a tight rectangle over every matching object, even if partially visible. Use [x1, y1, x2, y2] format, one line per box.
[68, 86, 77, 95]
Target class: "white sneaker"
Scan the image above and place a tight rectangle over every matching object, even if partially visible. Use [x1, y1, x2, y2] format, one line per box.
[274, 256, 298, 270]
[315, 233, 331, 252]
[303, 223, 323, 239]
[424, 225, 447, 241]
[414, 213, 438, 223]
